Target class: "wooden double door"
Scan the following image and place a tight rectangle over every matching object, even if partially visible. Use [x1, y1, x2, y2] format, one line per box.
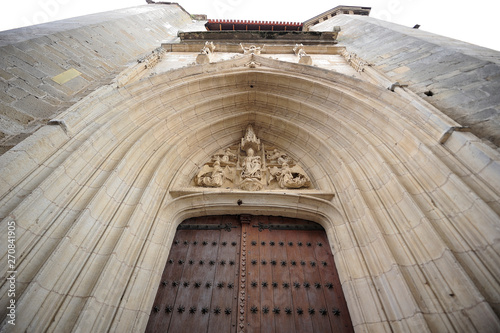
[146, 215, 353, 333]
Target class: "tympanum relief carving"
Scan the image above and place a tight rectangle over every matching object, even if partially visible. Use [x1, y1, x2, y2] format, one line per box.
[194, 125, 312, 191]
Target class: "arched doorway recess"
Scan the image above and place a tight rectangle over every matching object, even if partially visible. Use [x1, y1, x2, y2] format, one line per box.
[1, 55, 499, 332]
[146, 215, 353, 333]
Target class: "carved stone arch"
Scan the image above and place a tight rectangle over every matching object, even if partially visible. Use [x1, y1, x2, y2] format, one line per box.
[1, 53, 499, 333]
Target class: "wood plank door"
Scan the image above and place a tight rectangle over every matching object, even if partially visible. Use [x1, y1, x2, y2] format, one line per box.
[146, 215, 353, 333]
[244, 216, 353, 333]
[145, 216, 241, 333]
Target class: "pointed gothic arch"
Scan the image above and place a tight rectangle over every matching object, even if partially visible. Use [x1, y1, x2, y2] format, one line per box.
[1, 55, 499, 332]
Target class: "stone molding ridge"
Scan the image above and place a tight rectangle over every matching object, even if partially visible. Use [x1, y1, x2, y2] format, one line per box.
[340, 48, 368, 72]
[169, 188, 335, 201]
[439, 126, 472, 144]
[115, 47, 166, 87]
[46, 119, 69, 135]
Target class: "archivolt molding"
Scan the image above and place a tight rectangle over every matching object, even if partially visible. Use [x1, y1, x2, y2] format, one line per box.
[0, 55, 499, 332]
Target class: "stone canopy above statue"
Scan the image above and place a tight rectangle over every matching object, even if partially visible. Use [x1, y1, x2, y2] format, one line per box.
[194, 125, 312, 191]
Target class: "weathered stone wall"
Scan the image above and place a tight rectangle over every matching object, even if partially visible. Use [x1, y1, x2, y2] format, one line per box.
[312, 15, 500, 148]
[0, 4, 197, 154]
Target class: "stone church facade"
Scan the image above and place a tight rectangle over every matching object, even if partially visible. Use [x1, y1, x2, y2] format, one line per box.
[0, 3, 499, 332]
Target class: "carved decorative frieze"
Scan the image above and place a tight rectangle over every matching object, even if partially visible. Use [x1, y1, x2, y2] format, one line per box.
[194, 125, 312, 191]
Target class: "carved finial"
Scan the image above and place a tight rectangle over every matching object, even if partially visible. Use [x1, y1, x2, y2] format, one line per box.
[240, 124, 260, 152]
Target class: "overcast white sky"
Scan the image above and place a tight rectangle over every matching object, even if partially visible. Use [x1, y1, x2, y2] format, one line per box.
[1, 0, 499, 51]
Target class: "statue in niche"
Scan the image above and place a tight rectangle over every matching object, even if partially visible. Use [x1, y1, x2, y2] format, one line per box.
[238, 125, 264, 191]
[269, 162, 311, 189]
[240, 148, 262, 180]
[195, 159, 234, 187]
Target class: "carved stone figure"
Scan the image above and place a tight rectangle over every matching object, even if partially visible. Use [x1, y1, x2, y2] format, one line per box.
[341, 49, 366, 72]
[221, 148, 237, 164]
[244, 60, 261, 68]
[266, 148, 281, 162]
[195, 159, 235, 187]
[195, 160, 224, 187]
[266, 148, 292, 165]
[293, 43, 313, 65]
[240, 148, 262, 179]
[239, 178, 263, 191]
[201, 41, 216, 55]
[269, 162, 311, 189]
[196, 41, 215, 64]
[293, 43, 307, 57]
[241, 44, 264, 55]
[279, 162, 310, 188]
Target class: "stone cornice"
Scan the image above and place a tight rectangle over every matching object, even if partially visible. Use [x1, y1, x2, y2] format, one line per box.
[162, 42, 344, 54]
[178, 30, 339, 44]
